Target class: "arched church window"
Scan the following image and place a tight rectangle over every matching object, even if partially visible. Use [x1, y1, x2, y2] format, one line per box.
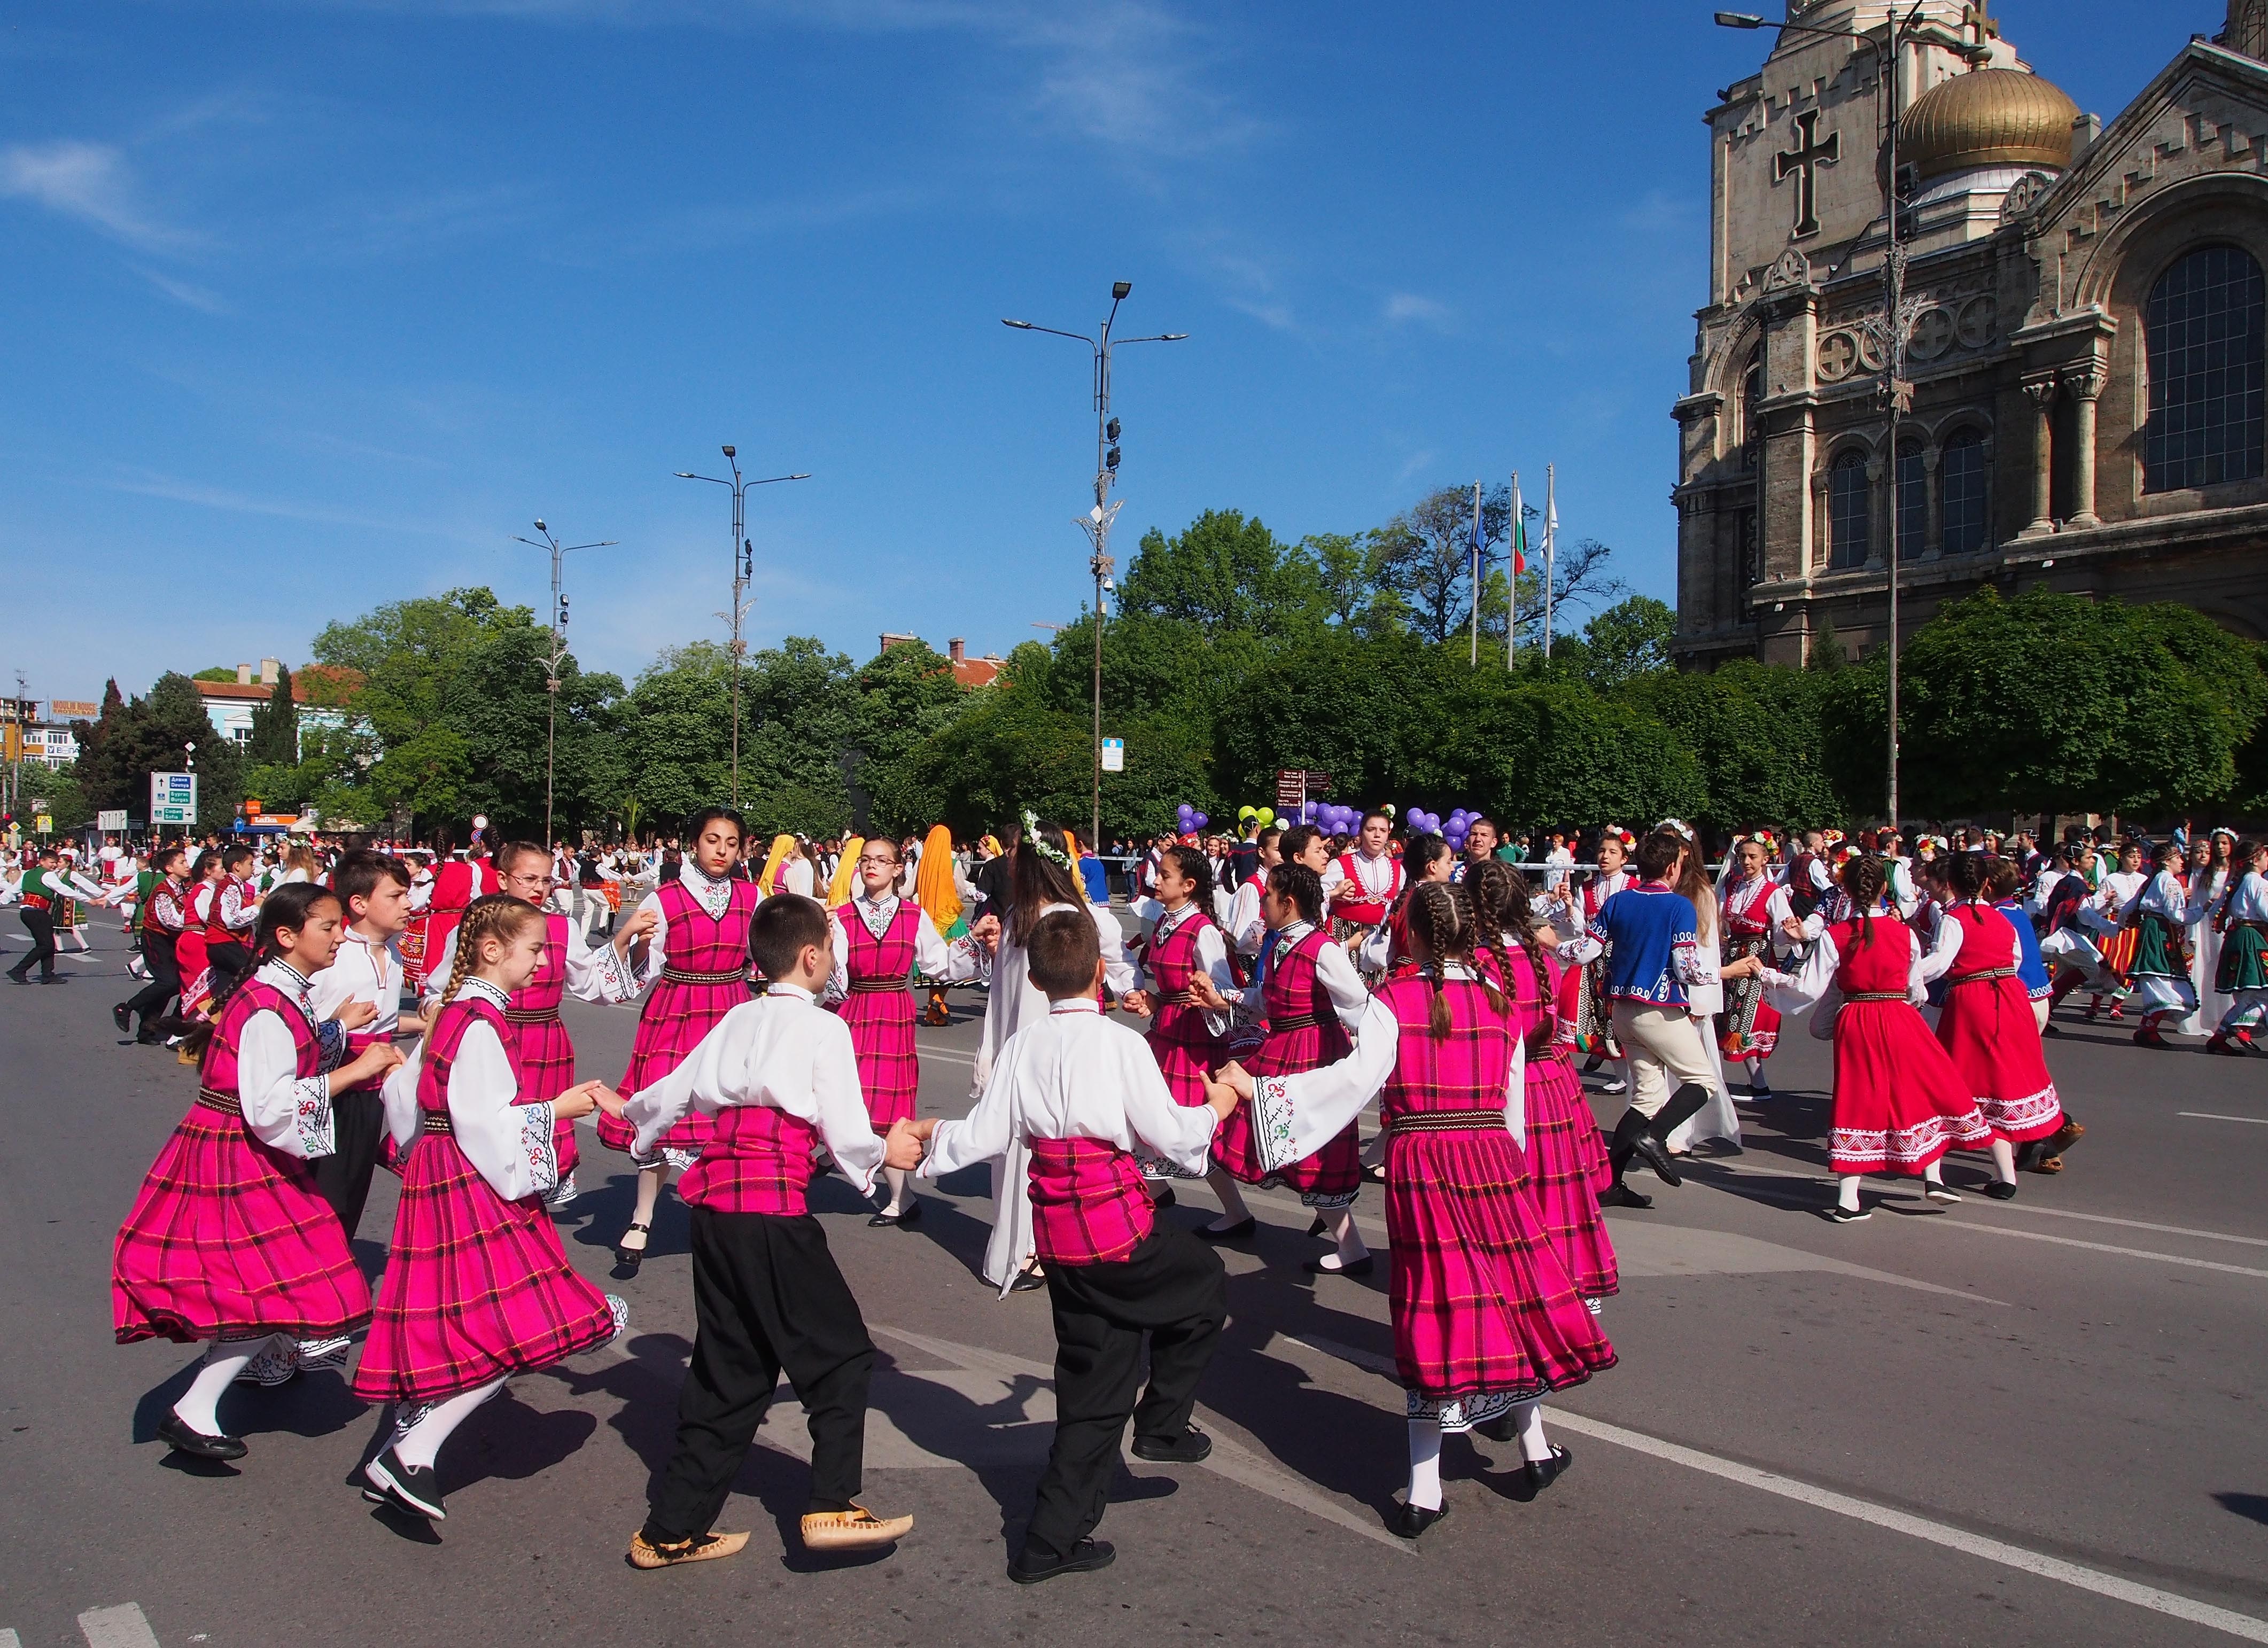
[1940, 432, 1988, 554]
[1741, 354, 1764, 471]
[1895, 441, 1926, 564]
[2145, 245, 2266, 492]
[1828, 450, 1870, 569]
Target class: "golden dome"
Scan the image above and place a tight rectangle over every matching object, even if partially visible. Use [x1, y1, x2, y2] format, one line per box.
[1900, 67, 2081, 180]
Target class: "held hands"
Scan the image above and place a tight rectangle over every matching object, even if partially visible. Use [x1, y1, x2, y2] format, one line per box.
[1119, 988, 1154, 1019]
[329, 998, 380, 1032]
[612, 907, 660, 954]
[554, 1079, 623, 1121]
[1213, 1059, 1256, 1101]
[1720, 954, 1765, 981]
[883, 1116, 937, 1171]
[1185, 973, 1229, 1012]
[340, 1041, 405, 1087]
[968, 913, 1001, 954]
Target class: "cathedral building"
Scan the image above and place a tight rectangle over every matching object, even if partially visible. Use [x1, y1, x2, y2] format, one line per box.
[1673, 1, 2268, 666]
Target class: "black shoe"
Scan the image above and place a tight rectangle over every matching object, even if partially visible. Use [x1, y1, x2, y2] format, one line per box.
[6, 973, 28, 986]
[1009, 1268, 1047, 1294]
[113, 1002, 133, 1032]
[1131, 1426, 1212, 1464]
[1823, 1203, 1871, 1223]
[1524, 1444, 1573, 1495]
[1302, 1254, 1374, 1277]
[867, 1209, 902, 1227]
[135, 1028, 162, 1045]
[1596, 1182, 1652, 1210]
[1147, 1186, 1176, 1211]
[612, 1222, 650, 1270]
[1009, 1538, 1116, 1584]
[157, 1410, 246, 1461]
[363, 1446, 446, 1519]
[1982, 1180, 2018, 1201]
[1626, 1129, 1682, 1186]
[1393, 1501, 1449, 1539]
[1922, 1180, 1962, 1204]
[897, 1197, 921, 1226]
[1195, 1216, 1255, 1242]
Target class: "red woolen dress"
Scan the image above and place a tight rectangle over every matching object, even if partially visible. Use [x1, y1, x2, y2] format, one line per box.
[1932, 901, 2062, 1144]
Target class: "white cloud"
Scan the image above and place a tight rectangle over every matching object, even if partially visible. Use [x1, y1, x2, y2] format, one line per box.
[0, 140, 190, 251]
[134, 266, 229, 313]
[1384, 292, 1453, 329]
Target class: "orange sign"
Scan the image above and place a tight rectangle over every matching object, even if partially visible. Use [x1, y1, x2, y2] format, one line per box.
[50, 699, 98, 718]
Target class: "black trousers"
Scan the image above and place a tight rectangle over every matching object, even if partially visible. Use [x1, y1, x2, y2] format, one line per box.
[124, 932, 181, 1027]
[643, 1206, 875, 1541]
[205, 938, 254, 1000]
[312, 1088, 389, 1240]
[8, 910, 55, 981]
[1024, 1225, 1228, 1564]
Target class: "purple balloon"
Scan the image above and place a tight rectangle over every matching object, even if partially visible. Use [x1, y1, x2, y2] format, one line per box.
[1405, 807, 1423, 827]
[1191, 811, 1208, 829]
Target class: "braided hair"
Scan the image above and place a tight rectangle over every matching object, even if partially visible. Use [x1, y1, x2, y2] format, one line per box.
[1946, 850, 1987, 901]
[1402, 880, 1503, 1039]
[1266, 860, 1325, 926]
[1161, 843, 1214, 910]
[1469, 859, 1547, 1007]
[1840, 852, 1888, 951]
[424, 893, 543, 1049]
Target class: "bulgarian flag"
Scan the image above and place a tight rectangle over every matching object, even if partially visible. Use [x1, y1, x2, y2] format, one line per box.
[1506, 474, 1527, 573]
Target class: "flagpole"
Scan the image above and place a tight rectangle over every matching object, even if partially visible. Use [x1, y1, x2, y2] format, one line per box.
[1468, 478, 1481, 668]
[1506, 471, 1522, 668]
[1542, 464, 1558, 659]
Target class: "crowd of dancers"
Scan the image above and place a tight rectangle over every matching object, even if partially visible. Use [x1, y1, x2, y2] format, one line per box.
[50, 801, 2261, 1577]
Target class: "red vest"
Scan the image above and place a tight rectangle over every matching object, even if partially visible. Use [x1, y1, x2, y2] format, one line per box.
[1334, 851, 1404, 926]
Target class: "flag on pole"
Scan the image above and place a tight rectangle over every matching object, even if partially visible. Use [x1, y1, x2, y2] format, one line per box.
[1507, 478, 1527, 574]
[1542, 464, 1559, 659]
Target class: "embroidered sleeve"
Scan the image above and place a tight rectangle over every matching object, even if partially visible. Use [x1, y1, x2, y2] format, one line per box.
[313, 1016, 349, 1072]
[291, 1077, 337, 1158]
[517, 1101, 561, 1194]
[1249, 1078, 1301, 1176]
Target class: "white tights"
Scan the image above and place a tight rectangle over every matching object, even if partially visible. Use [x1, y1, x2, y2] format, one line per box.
[393, 1377, 509, 1471]
[1406, 1400, 1550, 1509]
[173, 1335, 272, 1434]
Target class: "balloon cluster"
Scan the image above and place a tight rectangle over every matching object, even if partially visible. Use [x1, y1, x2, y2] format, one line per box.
[1175, 802, 1211, 834]
[1304, 802, 1363, 835]
[1407, 805, 1479, 850]
[1235, 804, 1279, 830]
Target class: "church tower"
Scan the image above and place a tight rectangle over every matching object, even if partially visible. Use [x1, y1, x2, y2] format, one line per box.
[2225, 0, 2268, 62]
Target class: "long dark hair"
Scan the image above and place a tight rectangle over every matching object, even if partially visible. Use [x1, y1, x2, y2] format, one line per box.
[1470, 859, 1546, 1002]
[255, 883, 345, 969]
[1403, 880, 1503, 1039]
[1160, 843, 1214, 909]
[1267, 861, 1324, 926]
[1840, 853, 1888, 950]
[1008, 818, 1088, 946]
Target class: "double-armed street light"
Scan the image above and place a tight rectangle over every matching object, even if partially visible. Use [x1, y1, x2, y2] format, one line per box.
[1004, 282, 1188, 852]
[672, 448, 810, 806]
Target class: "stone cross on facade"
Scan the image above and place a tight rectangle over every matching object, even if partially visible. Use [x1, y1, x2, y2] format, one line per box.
[1774, 107, 1840, 238]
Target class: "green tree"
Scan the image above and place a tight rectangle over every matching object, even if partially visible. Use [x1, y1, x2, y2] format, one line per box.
[245, 664, 299, 767]
[853, 640, 970, 835]
[1571, 595, 1676, 694]
[1116, 509, 1327, 641]
[1212, 631, 1455, 809]
[1620, 661, 1840, 830]
[1427, 676, 1706, 831]
[1298, 532, 1408, 636]
[73, 672, 240, 831]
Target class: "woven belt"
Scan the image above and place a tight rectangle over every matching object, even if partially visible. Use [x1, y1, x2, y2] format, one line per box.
[1947, 967, 2017, 986]
[847, 978, 906, 993]
[21, 896, 50, 911]
[661, 965, 748, 986]
[1844, 990, 1908, 1002]
[422, 1111, 454, 1135]
[503, 1006, 561, 1024]
[1268, 1013, 1322, 1032]
[195, 1086, 242, 1117]
[1387, 1108, 1508, 1135]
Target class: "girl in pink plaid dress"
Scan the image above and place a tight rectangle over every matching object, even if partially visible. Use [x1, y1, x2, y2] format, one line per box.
[1124, 845, 1242, 1223]
[1189, 860, 1372, 1273]
[599, 808, 760, 1270]
[113, 884, 406, 1463]
[356, 896, 628, 1522]
[827, 836, 980, 1226]
[1217, 881, 1615, 1540]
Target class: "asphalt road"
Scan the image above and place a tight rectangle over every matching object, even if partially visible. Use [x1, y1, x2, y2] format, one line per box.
[3, 919, 2266, 1648]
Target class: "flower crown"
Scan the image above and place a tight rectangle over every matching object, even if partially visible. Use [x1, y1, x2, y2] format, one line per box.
[1021, 808, 1075, 870]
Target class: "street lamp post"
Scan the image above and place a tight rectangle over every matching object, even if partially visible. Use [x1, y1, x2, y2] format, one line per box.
[1715, 4, 1969, 832]
[1004, 284, 1187, 852]
[673, 450, 810, 807]
[513, 520, 618, 848]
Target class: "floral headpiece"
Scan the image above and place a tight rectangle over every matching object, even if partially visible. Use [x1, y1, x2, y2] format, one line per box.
[1021, 807, 1074, 870]
[1742, 829, 1777, 853]
[1656, 817, 1696, 843]
[1602, 825, 1635, 849]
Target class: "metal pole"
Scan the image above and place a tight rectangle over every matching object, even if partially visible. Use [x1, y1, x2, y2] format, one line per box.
[1091, 302, 1115, 857]
[729, 453, 745, 809]
[1883, 8, 1916, 833]
[1542, 464, 1557, 660]
[1505, 475, 1518, 664]
[546, 538, 561, 848]
[1469, 479, 1481, 667]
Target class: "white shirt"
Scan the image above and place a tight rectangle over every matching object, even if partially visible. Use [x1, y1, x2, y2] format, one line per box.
[235, 959, 347, 1161]
[2225, 870, 2268, 923]
[824, 891, 978, 1000]
[925, 997, 1218, 1295]
[1225, 878, 1267, 959]
[1228, 920, 1369, 1028]
[974, 900, 1136, 1097]
[2083, 869, 2149, 935]
[1321, 847, 1397, 904]
[1758, 915, 1931, 1035]
[1131, 901, 1238, 1039]
[620, 982, 883, 1198]
[1246, 961, 1526, 1162]
[379, 978, 563, 1202]
[308, 927, 407, 1043]
[2138, 867, 2207, 927]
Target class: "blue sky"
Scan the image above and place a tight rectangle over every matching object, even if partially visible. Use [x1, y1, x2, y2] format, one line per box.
[1, 0, 2203, 704]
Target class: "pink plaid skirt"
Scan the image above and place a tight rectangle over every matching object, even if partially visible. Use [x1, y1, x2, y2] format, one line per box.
[840, 988, 918, 1131]
[596, 978, 744, 1155]
[353, 1130, 617, 1403]
[1521, 1053, 1618, 1300]
[1211, 1016, 1362, 1202]
[1384, 1125, 1615, 1403]
[512, 1014, 580, 1178]
[113, 1103, 372, 1344]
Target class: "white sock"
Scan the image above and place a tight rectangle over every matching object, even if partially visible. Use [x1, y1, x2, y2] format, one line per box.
[1836, 1175, 1863, 1212]
[1406, 1417, 1444, 1510]
[1330, 1208, 1369, 1265]
[882, 1165, 909, 1214]
[1207, 1170, 1250, 1229]
[392, 1377, 507, 1471]
[173, 1337, 266, 1434]
[1922, 1163, 1944, 1186]
[1990, 1138, 2017, 1184]
[1512, 1398, 1550, 1464]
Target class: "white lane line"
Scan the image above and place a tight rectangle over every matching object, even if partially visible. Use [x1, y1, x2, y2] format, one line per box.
[79, 1604, 161, 1648]
[1927, 1219, 2268, 1279]
[1987, 1202, 2268, 1249]
[1285, 1334, 2268, 1644]
[916, 1047, 977, 1066]
[2180, 1112, 2268, 1126]
[2, 1627, 21, 1648]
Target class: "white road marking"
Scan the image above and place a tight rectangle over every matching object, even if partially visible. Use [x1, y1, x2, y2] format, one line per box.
[2, 1627, 20, 1648]
[1924, 1219, 2268, 1280]
[1286, 1333, 2268, 1644]
[1986, 1201, 2268, 1249]
[868, 1323, 1409, 1553]
[78, 1604, 161, 1648]
[2180, 1111, 2268, 1127]
[915, 1046, 977, 1066]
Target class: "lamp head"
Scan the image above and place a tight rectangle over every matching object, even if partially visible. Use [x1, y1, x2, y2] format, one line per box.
[1111, 281, 1132, 300]
[533, 518, 546, 533]
[721, 445, 736, 459]
[1160, 332, 1190, 340]
[673, 472, 696, 479]
[1714, 11, 1766, 26]
[1002, 318, 1034, 329]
